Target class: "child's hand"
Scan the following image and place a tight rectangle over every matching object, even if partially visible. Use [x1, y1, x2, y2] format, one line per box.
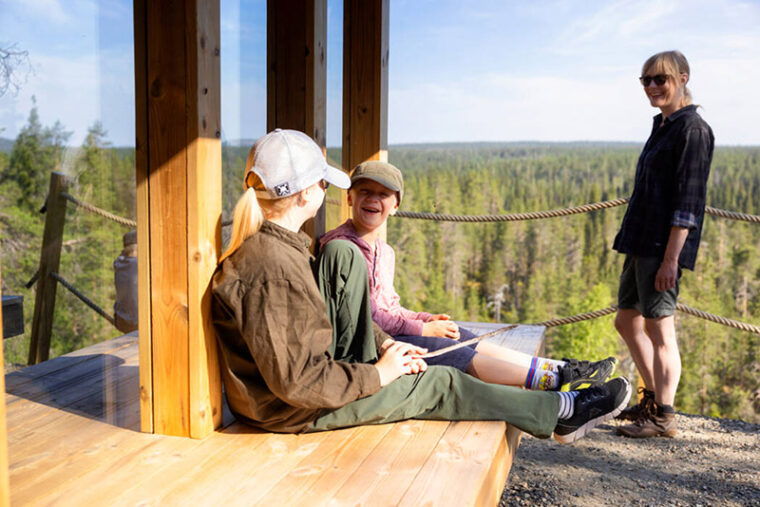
[428, 314, 451, 321]
[374, 342, 428, 386]
[422, 320, 460, 340]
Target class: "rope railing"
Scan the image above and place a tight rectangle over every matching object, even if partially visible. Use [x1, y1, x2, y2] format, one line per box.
[704, 206, 760, 224]
[388, 198, 760, 224]
[394, 197, 631, 222]
[45, 188, 760, 337]
[60, 192, 137, 228]
[49, 271, 116, 327]
[528, 303, 760, 335]
[534, 307, 618, 328]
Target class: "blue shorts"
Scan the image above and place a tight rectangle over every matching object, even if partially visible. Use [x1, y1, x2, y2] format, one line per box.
[394, 326, 478, 372]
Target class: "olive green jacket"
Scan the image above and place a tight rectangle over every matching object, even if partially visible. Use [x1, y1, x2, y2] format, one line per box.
[211, 221, 385, 433]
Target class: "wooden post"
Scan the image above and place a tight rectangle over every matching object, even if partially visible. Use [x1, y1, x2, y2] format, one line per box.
[134, 0, 223, 438]
[0, 266, 10, 507]
[267, 0, 328, 242]
[342, 0, 389, 226]
[28, 172, 69, 365]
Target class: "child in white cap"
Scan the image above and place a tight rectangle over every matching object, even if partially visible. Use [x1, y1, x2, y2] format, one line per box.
[212, 129, 631, 443]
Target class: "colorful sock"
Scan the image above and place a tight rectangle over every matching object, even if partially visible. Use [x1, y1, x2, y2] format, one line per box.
[557, 391, 579, 420]
[525, 357, 566, 389]
[535, 357, 566, 372]
[533, 370, 560, 390]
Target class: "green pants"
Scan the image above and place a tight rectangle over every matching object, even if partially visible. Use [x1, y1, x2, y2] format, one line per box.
[312, 240, 559, 439]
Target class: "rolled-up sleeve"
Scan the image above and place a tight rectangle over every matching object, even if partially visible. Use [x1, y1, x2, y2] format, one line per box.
[242, 279, 381, 410]
[672, 127, 712, 228]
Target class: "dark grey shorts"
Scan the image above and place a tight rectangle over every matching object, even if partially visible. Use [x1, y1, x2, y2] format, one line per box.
[617, 255, 680, 318]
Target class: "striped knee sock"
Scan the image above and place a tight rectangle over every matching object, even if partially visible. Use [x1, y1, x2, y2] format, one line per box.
[557, 391, 579, 420]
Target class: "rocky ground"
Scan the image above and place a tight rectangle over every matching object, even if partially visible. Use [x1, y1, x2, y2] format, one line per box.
[500, 412, 760, 506]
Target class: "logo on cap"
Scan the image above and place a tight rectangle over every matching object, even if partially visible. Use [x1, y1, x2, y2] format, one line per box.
[274, 182, 291, 197]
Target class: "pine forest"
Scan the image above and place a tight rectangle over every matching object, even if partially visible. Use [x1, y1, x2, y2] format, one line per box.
[1, 106, 759, 423]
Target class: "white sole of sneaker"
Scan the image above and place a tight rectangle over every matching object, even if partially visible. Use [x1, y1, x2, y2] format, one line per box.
[553, 379, 632, 444]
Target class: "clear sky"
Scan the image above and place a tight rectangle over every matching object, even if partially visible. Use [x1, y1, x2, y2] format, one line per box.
[1, 0, 759, 148]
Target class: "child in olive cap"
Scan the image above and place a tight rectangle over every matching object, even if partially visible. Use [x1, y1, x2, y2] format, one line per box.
[319, 161, 620, 393]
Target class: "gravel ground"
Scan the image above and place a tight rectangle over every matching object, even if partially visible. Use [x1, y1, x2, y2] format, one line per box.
[500, 412, 760, 506]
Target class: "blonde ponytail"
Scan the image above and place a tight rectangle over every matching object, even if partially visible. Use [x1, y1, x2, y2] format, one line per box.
[219, 169, 300, 264]
[219, 187, 264, 263]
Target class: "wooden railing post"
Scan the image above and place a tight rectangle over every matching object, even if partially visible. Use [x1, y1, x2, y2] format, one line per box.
[28, 172, 69, 365]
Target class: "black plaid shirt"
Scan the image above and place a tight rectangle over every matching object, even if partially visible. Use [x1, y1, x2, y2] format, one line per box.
[613, 105, 714, 270]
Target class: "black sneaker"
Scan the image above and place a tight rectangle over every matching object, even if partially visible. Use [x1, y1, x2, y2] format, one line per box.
[559, 357, 618, 391]
[554, 377, 632, 444]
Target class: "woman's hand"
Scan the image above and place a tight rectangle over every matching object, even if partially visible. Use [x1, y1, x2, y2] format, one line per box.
[427, 313, 451, 321]
[374, 342, 427, 387]
[655, 259, 679, 292]
[422, 319, 460, 339]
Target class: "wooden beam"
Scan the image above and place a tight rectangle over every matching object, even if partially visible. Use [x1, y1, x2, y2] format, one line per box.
[186, 0, 223, 438]
[0, 266, 10, 507]
[267, 0, 327, 241]
[134, 0, 222, 438]
[133, 0, 153, 436]
[28, 172, 69, 365]
[342, 0, 389, 224]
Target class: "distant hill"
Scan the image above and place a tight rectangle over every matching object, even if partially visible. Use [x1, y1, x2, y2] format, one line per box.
[0, 137, 14, 153]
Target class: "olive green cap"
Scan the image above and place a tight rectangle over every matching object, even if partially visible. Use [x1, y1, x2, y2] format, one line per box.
[350, 161, 404, 204]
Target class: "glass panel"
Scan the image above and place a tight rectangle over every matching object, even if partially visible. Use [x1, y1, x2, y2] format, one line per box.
[1, 1, 137, 426]
[324, 0, 344, 231]
[220, 0, 266, 222]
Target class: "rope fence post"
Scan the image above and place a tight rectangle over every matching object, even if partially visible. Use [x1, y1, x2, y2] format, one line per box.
[28, 172, 69, 365]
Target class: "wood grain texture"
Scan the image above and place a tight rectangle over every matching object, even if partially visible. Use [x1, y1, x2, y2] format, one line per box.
[185, 0, 223, 438]
[0, 268, 10, 507]
[329, 419, 450, 505]
[7, 327, 545, 505]
[135, 0, 223, 437]
[133, 0, 154, 435]
[342, 0, 389, 228]
[146, 0, 191, 437]
[28, 172, 69, 365]
[255, 424, 393, 505]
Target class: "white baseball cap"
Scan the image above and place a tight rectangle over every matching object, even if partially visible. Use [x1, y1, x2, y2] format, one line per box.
[246, 129, 350, 199]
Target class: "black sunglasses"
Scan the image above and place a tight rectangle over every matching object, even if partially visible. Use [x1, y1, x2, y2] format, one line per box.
[319, 179, 330, 190]
[639, 74, 669, 87]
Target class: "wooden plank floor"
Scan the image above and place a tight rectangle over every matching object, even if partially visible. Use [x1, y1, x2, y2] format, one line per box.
[6, 326, 544, 506]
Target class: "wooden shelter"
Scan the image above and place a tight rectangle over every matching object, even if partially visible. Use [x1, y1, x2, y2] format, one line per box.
[1, 1, 543, 504]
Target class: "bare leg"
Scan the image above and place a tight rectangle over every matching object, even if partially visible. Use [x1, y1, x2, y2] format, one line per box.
[643, 315, 681, 406]
[615, 309, 656, 390]
[474, 340, 535, 368]
[466, 353, 525, 387]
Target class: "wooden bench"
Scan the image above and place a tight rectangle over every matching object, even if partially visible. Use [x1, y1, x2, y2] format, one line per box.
[5, 324, 544, 505]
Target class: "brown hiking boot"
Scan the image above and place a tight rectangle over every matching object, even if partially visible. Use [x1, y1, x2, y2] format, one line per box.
[617, 404, 678, 438]
[616, 387, 654, 421]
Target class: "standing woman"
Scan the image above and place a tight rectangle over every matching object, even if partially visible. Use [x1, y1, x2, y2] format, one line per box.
[613, 51, 714, 438]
